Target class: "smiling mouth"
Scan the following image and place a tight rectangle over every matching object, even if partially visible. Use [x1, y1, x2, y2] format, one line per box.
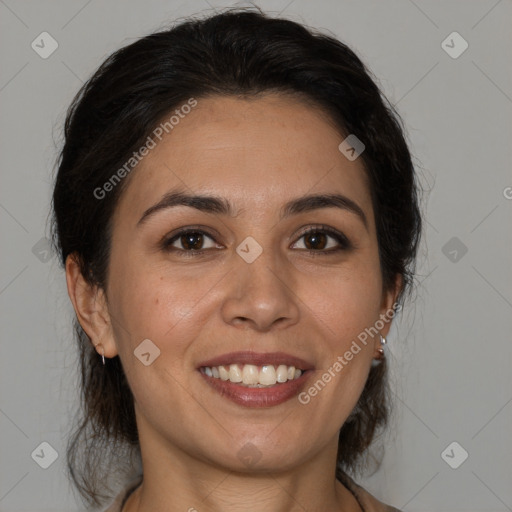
[200, 363, 303, 387]
[197, 351, 314, 407]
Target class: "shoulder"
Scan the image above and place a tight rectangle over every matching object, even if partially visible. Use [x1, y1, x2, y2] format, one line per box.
[341, 473, 404, 512]
[103, 476, 143, 512]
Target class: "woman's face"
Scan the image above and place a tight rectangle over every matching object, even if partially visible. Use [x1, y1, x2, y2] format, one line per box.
[98, 93, 397, 473]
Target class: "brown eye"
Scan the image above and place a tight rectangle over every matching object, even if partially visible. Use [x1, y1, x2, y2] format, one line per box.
[303, 231, 328, 250]
[179, 232, 206, 250]
[291, 226, 352, 253]
[164, 229, 219, 253]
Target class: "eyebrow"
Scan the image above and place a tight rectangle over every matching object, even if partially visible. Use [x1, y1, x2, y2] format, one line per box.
[137, 190, 368, 230]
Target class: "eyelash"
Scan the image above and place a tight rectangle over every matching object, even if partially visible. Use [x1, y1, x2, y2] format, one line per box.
[161, 224, 352, 258]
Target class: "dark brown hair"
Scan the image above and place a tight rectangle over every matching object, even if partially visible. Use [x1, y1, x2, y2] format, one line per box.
[51, 7, 421, 508]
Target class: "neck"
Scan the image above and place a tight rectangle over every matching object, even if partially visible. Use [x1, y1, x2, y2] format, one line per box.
[124, 425, 362, 512]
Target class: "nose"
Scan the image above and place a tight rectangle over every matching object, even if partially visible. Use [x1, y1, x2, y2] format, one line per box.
[220, 246, 300, 332]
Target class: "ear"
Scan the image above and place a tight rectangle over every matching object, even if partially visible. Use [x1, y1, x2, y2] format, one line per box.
[377, 274, 403, 339]
[65, 253, 119, 359]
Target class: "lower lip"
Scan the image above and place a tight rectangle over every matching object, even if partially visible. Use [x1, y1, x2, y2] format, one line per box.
[199, 371, 311, 408]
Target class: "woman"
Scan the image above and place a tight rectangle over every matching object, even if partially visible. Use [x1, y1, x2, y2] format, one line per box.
[51, 7, 421, 512]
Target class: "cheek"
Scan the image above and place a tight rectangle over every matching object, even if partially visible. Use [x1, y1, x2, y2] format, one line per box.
[108, 261, 224, 359]
[308, 265, 383, 347]
[107, 269, 210, 419]
[300, 262, 382, 407]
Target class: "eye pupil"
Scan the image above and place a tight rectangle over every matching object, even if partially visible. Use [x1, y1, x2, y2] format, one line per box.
[304, 232, 327, 250]
[182, 233, 203, 250]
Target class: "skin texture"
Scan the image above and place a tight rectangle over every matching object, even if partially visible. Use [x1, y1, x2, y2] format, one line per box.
[66, 93, 399, 512]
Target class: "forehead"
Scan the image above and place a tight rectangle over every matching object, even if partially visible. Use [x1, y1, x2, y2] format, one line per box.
[115, 93, 373, 224]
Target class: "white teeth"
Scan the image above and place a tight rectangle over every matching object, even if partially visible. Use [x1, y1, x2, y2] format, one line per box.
[276, 364, 288, 383]
[242, 364, 259, 385]
[202, 363, 304, 386]
[229, 364, 243, 383]
[259, 365, 277, 385]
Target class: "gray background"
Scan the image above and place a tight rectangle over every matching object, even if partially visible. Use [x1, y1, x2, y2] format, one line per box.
[1, 0, 511, 510]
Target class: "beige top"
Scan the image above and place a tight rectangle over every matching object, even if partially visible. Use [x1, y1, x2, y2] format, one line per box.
[103, 474, 403, 512]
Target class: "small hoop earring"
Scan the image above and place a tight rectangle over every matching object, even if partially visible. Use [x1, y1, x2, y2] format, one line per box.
[373, 334, 387, 361]
[94, 344, 106, 366]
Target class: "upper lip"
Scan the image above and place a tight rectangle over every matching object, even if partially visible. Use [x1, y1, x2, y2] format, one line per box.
[197, 351, 315, 371]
